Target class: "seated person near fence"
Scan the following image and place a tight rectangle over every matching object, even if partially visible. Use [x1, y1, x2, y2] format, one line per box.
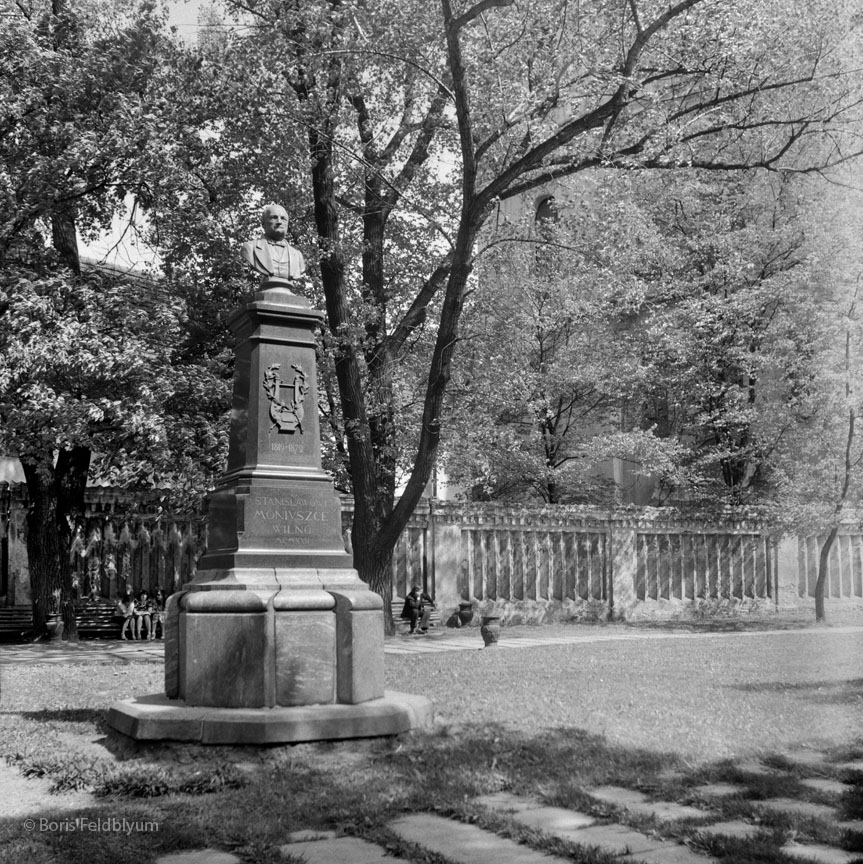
[147, 588, 166, 640]
[400, 584, 436, 634]
[136, 590, 154, 640]
[117, 592, 137, 640]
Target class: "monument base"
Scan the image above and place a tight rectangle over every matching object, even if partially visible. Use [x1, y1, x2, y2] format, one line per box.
[107, 690, 434, 745]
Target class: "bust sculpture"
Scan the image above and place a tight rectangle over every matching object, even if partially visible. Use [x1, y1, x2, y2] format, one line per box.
[241, 203, 306, 282]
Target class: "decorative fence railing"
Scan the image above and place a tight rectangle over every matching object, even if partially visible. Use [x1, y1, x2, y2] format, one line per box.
[462, 528, 608, 602]
[797, 533, 863, 600]
[3, 485, 863, 613]
[69, 517, 206, 599]
[634, 531, 771, 602]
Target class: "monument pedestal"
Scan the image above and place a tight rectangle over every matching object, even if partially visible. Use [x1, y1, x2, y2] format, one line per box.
[108, 283, 432, 742]
[107, 691, 433, 744]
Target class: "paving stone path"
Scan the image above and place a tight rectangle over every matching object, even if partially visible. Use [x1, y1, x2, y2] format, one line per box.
[5, 622, 862, 665]
[156, 748, 863, 864]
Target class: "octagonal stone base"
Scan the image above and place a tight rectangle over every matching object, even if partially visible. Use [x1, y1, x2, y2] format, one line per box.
[107, 690, 433, 744]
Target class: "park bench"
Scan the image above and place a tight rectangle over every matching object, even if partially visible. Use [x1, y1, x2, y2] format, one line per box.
[75, 600, 127, 639]
[0, 605, 35, 642]
[0, 601, 163, 641]
[393, 596, 441, 634]
[76, 600, 165, 640]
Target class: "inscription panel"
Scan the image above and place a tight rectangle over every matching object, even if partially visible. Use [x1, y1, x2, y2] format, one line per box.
[246, 492, 342, 549]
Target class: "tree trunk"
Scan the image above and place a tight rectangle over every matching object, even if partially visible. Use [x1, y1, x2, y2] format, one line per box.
[814, 525, 838, 623]
[23, 467, 64, 638]
[305, 121, 401, 626]
[51, 212, 80, 275]
[21, 446, 89, 640]
[354, 543, 397, 635]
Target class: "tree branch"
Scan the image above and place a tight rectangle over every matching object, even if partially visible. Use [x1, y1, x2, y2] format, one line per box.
[451, 0, 514, 31]
[478, 0, 706, 208]
[385, 251, 454, 357]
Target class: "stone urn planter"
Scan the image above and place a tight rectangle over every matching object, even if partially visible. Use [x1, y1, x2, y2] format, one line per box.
[457, 602, 475, 627]
[480, 615, 501, 647]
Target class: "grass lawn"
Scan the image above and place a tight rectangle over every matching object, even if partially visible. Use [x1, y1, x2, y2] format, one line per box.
[0, 625, 861, 864]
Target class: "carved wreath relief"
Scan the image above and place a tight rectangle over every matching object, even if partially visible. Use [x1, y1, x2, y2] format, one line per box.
[263, 363, 308, 434]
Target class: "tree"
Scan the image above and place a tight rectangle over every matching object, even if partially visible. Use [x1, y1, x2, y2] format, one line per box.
[156, 0, 861, 632]
[0, 264, 186, 634]
[633, 168, 827, 502]
[766, 177, 863, 622]
[444, 191, 686, 504]
[0, 0, 196, 637]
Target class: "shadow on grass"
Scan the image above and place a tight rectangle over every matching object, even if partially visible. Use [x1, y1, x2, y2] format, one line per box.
[842, 784, 863, 821]
[729, 678, 863, 705]
[2, 720, 863, 863]
[1, 708, 106, 725]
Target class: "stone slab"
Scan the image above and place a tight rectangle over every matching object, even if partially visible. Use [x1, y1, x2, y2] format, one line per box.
[182, 611, 271, 707]
[155, 852, 240, 864]
[332, 592, 385, 703]
[735, 761, 778, 776]
[280, 836, 408, 863]
[473, 792, 542, 813]
[754, 798, 837, 820]
[560, 823, 668, 856]
[472, 792, 710, 861]
[647, 801, 713, 823]
[781, 750, 830, 767]
[625, 845, 719, 864]
[107, 690, 432, 744]
[694, 820, 763, 839]
[588, 786, 649, 807]
[274, 611, 335, 706]
[510, 805, 597, 833]
[693, 783, 744, 798]
[388, 814, 572, 864]
[164, 592, 181, 698]
[780, 843, 860, 863]
[586, 786, 710, 822]
[801, 778, 849, 796]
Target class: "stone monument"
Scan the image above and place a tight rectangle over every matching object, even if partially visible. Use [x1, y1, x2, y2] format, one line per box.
[107, 206, 432, 744]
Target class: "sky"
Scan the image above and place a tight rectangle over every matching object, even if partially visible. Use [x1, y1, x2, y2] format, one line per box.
[165, 0, 207, 40]
[81, 1, 211, 271]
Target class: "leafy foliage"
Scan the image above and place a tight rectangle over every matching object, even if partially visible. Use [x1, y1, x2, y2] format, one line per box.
[136, 0, 863, 629]
[0, 0, 225, 633]
[447, 168, 831, 505]
[0, 0, 183, 260]
[0, 264, 182, 481]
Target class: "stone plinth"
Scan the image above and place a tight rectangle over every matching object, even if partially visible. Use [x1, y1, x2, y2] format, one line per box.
[107, 690, 433, 744]
[109, 281, 431, 741]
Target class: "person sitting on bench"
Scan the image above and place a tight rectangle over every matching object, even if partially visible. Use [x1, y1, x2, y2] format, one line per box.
[400, 584, 435, 634]
[117, 592, 137, 640]
[150, 588, 166, 640]
[136, 590, 155, 640]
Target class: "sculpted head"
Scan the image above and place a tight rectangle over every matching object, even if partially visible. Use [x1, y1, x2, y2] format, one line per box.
[261, 203, 289, 242]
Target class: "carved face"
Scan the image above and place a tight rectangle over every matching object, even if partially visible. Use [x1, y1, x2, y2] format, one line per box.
[262, 205, 289, 242]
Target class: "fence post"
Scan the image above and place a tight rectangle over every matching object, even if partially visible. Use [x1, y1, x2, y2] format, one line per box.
[775, 535, 801, 606]
[609, 521, 638, 617]
[431, 504, 463, 617]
